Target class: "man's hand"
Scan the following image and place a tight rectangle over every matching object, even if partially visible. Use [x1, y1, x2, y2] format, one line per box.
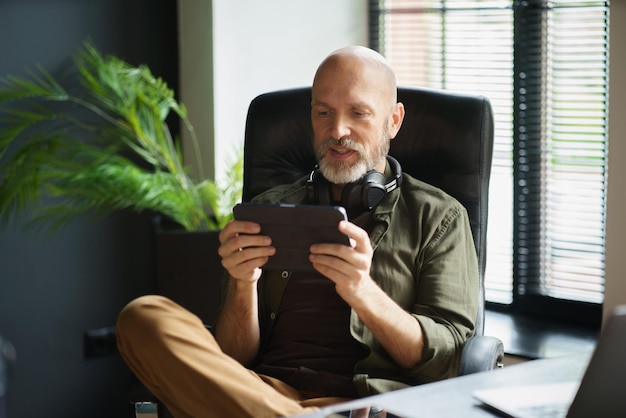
[215, 219, 273, 364]
[310, 220, 425, 369]
[309, 220, 374, 302]
[218, 220, 275, 282]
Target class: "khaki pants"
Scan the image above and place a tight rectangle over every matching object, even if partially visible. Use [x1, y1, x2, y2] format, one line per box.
[116, 295, 351, 418]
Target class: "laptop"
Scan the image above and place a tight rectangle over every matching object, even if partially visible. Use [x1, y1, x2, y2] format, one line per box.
[473, 305, 626, 418]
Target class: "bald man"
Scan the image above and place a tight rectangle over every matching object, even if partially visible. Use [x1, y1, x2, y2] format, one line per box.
[117, 46, 478, 418]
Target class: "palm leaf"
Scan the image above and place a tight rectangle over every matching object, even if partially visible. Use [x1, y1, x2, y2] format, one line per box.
[0, 41, 239, 232]
[0, 65, 68, 102]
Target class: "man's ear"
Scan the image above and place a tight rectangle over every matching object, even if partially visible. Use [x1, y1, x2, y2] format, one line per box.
[388, 102, 405, 139]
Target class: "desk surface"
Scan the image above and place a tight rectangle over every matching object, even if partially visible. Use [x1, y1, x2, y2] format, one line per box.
[296, 350, 592, 418]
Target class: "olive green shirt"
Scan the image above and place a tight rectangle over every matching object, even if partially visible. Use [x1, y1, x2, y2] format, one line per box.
[250, 169, 478, 396]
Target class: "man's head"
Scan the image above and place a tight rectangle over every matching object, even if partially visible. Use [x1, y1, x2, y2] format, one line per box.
[311, 46, 405, 186]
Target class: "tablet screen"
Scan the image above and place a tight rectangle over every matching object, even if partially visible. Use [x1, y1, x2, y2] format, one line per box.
[233, 203, 350, 272]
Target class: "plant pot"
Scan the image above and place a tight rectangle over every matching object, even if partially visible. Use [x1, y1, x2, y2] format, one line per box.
[155, 228, 225, 326]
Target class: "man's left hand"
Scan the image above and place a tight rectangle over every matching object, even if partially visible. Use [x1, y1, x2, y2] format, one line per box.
[309, 220, 375, 302]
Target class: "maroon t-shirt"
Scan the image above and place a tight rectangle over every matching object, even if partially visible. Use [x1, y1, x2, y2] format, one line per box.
[254, 211, 374, 397]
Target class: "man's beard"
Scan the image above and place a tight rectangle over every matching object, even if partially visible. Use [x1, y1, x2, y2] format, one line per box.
[315, 135, 390, 185]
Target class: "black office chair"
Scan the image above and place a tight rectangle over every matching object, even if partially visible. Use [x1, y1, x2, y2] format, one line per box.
[243, 86, 504, 375]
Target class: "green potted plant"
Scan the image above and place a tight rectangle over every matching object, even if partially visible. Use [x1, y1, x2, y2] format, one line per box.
[0, 41, 242, 233]
[0, 42, 240, 322]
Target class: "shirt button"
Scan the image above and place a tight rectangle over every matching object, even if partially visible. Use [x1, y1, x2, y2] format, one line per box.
[270, 312, 276, 320]
[281, 270, 289, 279]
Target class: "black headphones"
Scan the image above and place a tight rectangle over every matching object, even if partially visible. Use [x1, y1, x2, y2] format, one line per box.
[306, 155, 402, 211]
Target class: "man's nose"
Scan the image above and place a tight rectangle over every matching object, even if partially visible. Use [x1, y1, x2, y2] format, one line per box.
[329, 115, 351, 140]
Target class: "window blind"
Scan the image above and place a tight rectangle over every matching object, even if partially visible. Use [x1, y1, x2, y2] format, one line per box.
[514, 1, 608, 305]
[370, 0, 608, 316]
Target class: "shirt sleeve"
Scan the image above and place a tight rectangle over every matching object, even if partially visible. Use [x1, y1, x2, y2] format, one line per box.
[409, 204, 479, 383]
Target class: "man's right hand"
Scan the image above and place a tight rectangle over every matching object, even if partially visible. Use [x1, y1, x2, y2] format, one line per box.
[218, 220, 275, 282]
[215, 220, 269, 362]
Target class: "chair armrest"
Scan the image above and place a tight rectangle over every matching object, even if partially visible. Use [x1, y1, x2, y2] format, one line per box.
[459, 335, 504, 376]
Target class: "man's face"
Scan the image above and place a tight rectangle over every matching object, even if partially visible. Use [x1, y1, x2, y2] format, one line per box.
[311, 59, 395, 185]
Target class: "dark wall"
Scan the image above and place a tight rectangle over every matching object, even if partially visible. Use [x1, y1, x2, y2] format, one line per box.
[0, 1, 179, 417]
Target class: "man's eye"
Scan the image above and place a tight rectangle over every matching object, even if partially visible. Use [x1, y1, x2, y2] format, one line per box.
[317, 111, 330, 117]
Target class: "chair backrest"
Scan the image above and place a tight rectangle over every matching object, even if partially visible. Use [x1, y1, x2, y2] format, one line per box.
[243, 86, 494, 334]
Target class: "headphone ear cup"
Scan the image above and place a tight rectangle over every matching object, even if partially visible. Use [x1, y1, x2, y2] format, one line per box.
[363, 183, 386, 209]
[341, 171, 387, 210]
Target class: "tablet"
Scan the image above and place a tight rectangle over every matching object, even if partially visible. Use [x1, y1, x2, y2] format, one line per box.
[233, 202, 350, 272]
